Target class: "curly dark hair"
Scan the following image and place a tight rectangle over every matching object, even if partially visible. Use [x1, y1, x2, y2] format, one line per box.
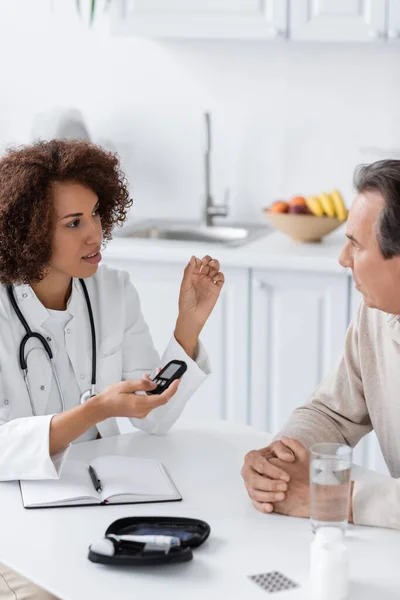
[0, 139, 132, 285]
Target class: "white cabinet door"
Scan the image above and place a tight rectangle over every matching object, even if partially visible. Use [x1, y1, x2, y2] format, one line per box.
[111, 0, 288, 40]
[348, 281, 389, 474]
[250, 270, 349, 434]
[388, 0, 400, 40]
[290, 0, 387, 42]
[102, 257, 250, 424]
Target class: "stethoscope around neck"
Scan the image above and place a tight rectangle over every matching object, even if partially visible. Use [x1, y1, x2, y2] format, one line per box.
[7, 278, 97, 416]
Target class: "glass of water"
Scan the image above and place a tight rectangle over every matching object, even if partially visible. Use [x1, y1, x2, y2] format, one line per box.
[310, 443, 352, 533]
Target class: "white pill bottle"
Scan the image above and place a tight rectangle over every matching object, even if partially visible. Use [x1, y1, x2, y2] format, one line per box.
[309, 527, 350, 600]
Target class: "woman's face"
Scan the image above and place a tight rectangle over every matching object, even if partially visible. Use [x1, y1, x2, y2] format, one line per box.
[50, 181, 103, 279]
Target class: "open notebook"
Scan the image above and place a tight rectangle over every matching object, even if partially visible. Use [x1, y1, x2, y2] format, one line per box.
[20, 456, 181, 508]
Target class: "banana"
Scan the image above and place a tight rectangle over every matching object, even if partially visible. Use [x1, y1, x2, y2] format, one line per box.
[305, 195, 325, 217]
[330, 189, 348, 222]
[318, 192, 336, 218]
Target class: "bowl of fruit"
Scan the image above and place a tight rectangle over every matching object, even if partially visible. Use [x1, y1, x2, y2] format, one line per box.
[263, 190, 348, 243]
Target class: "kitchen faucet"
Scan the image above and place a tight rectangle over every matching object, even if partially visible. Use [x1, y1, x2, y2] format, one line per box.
[204, 112, 229, 226]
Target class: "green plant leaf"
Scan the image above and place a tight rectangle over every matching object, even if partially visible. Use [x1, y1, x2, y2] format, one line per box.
[76, 0, 81, 16]
[90, 0, 96, 24]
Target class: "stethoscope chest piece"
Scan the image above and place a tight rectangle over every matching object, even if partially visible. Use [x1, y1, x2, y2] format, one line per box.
[80, 388, 98, 405]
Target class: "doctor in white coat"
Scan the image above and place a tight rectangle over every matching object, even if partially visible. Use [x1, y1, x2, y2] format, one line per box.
[0, 138, 225, 481]
[0, 138, 225, 600]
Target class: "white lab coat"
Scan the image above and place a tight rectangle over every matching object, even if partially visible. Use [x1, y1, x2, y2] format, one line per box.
[0, 265, 210, 481]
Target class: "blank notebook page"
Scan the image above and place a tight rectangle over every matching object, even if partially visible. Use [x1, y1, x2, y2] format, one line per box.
[21, 460, 94, 506]
[91, 456, 177, 499]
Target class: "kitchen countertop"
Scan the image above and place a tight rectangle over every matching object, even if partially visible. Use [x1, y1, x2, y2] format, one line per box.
[103, 225, 349, 275]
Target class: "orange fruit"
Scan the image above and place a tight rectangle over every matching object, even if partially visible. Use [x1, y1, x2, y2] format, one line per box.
[269, 201, 289, 214]
[289, 196, 307, 207]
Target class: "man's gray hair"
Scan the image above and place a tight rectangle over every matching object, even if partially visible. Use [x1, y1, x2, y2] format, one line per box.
[354, 159, 400, 259]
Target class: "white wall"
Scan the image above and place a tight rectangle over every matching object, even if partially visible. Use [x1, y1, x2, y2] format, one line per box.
[1, 0, 400, 224]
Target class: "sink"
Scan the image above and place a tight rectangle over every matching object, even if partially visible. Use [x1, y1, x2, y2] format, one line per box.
[116, 220, 271, 247]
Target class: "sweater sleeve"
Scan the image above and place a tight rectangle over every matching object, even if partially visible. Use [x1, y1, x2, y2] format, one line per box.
[353, 478, 400, 529]
[276, 303, 372, 449]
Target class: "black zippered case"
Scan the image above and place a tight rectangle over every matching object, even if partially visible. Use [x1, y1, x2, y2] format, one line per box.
[88, 516, 211, 566]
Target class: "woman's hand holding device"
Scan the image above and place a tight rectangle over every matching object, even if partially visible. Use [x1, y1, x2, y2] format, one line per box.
[90, 376, 181, 420]
[50, 361, 185, 455]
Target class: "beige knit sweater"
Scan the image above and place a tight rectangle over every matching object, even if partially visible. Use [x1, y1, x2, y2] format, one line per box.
[279, 301, 400, 529]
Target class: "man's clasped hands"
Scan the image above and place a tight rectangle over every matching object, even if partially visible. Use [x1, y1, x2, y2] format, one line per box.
[241, 437, 313, 519]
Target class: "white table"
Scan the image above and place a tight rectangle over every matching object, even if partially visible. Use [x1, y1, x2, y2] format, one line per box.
[0, 421, 399, 600]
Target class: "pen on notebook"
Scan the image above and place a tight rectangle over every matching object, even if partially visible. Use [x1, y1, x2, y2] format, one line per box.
[88, 465, 102, 493]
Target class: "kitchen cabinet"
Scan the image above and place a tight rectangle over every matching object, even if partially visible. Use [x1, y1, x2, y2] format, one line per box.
[112, 0, 393, 42]
[111, 0, 288, 40]
[388, 0, 400, 40]
[111, 0, 400, 42]
[249, 269, 349, 433]
[101, 257, 250, 425]
[289, 0, 387, 42]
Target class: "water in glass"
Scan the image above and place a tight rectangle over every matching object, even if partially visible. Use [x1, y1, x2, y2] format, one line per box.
[310, 444, 352, 533]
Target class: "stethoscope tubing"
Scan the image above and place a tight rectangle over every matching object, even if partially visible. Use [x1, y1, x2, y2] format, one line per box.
[6, 278, 97, 415]
[79, 278, 96, 390]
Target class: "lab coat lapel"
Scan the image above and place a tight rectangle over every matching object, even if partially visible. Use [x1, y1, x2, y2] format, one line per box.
[65, 279, 93, 397]
[67, 279, 120, 439]
[14, 285, 49, 328]
[13, 285, 53, 416]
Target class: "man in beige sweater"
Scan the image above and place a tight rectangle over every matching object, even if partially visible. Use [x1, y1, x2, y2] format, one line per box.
[241, 159, 400, 530]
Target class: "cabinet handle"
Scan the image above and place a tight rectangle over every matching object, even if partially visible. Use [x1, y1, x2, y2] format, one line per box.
[368, 29, 385, 39]
[388, 30, 400, 40]
[268, 26, 286, 38]
[253, 279, 266, 290]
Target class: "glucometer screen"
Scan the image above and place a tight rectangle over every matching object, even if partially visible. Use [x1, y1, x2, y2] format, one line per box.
[159, 364, 180, 379]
